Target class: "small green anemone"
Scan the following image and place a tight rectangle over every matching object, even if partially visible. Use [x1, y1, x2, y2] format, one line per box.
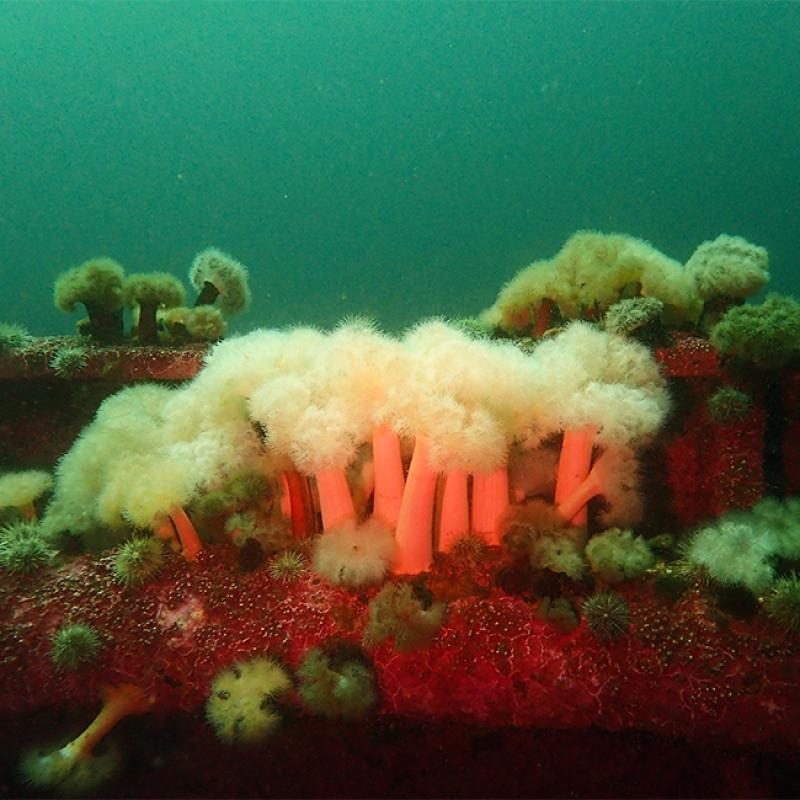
[51, 623, 102, 670]
[268, 550, 307, 583]
[111, 537, 164, 586]
[49, 345, 89, 378]
[0, 322, 32, 351]
[0, 521, 55, 573]
[582, 592, 631, 642]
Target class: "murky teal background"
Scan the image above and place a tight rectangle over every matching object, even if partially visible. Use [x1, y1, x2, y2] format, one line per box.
[1, 1, 798, 335]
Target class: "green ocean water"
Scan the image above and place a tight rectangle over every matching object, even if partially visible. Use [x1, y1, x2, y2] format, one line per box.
[1, 0, 798, 336]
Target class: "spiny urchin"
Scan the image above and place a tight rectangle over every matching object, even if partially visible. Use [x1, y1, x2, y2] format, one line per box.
[450, 533, 489, 561]
[0, 521, 55, 573]
[268, 550, 307, 583]
[51, 623, 102, 670]
[763, 574, 800, 634]
[49, 345, 89, 377]
[111, 536, 165, 586]
[0, 322, 32, 351]
[581, 592, 631, 642]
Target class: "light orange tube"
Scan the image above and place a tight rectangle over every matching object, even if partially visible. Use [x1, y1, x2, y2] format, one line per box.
[315, 468, 356, 531]
[556, 468, 603, 523]
[279, 472, 293, 519]
[68, 683, 152, 760]
[394, 436, 438, 574]
[437, 469, 469, 553]
[284, 469, 310, 539]
[169, 505, 203, 560]
[471, 466, 509, 545]
[554, 425, 596, 526]
[372, 423, 405, 529]
[153, 516, 176, 542]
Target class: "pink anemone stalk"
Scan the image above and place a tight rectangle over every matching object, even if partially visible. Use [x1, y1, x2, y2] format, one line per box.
[530, 323, 670, 528]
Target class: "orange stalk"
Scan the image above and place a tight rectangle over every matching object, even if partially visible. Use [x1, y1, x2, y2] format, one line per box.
[394, 436, 438, 574]
[284, 469, 310, 538]
[280, 472, 293, 519]
[68, 683, 152, 761]
[315, 467, 356, 531]
[556, 468, 603, 523]
[169, 505, 202, 560]
[372, 424, 405, 529]
[554, 425, 595, 527]
[437, 469, 469, 553]
[471, 467, 509, 545]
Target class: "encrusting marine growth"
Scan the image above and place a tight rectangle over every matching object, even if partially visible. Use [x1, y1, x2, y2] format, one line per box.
[7, 227, 800, 794]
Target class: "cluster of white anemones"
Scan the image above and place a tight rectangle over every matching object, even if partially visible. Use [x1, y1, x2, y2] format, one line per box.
[41, 318, 670, 576]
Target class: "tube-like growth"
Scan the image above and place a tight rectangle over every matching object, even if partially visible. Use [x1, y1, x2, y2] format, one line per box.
[394, 436, 438, 574]
[438, 469, 469, 552]
[284, 469, 311, 538]
[554, 425, 596, 527]
[314, 468, 357, 531]
[372, 423, 405, 530]
[556, 447, 640, 524]
[471, 467, 509, 545]
[168, 505, 202, 560]
[21, 683, 152, 795]
[533, 324, 669, 526]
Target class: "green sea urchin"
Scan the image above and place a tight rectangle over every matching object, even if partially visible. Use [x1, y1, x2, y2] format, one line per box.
[582, 592, 631, 642]
[0, 322, 32, 351]
[51, 623, 102, 670]
[110, 537, 164, 586]
[0, 521, 55, 573]
[268, 550, 307, 583]
[49, 345, 89, 377]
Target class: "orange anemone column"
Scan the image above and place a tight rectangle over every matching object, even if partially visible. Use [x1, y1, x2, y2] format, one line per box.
[438, 469, 469, 552]
[62, 683, 152, 763]
[556, 466, 604, 523]
[169, 505, 203, 560]
[372, 423, 405, 529]
[554, 425, 596, 527]
[394, 436, 438, 574]
[283, 469, 310, 538]
[471, 466, 509, 545]
[315, 468, 356, 531]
